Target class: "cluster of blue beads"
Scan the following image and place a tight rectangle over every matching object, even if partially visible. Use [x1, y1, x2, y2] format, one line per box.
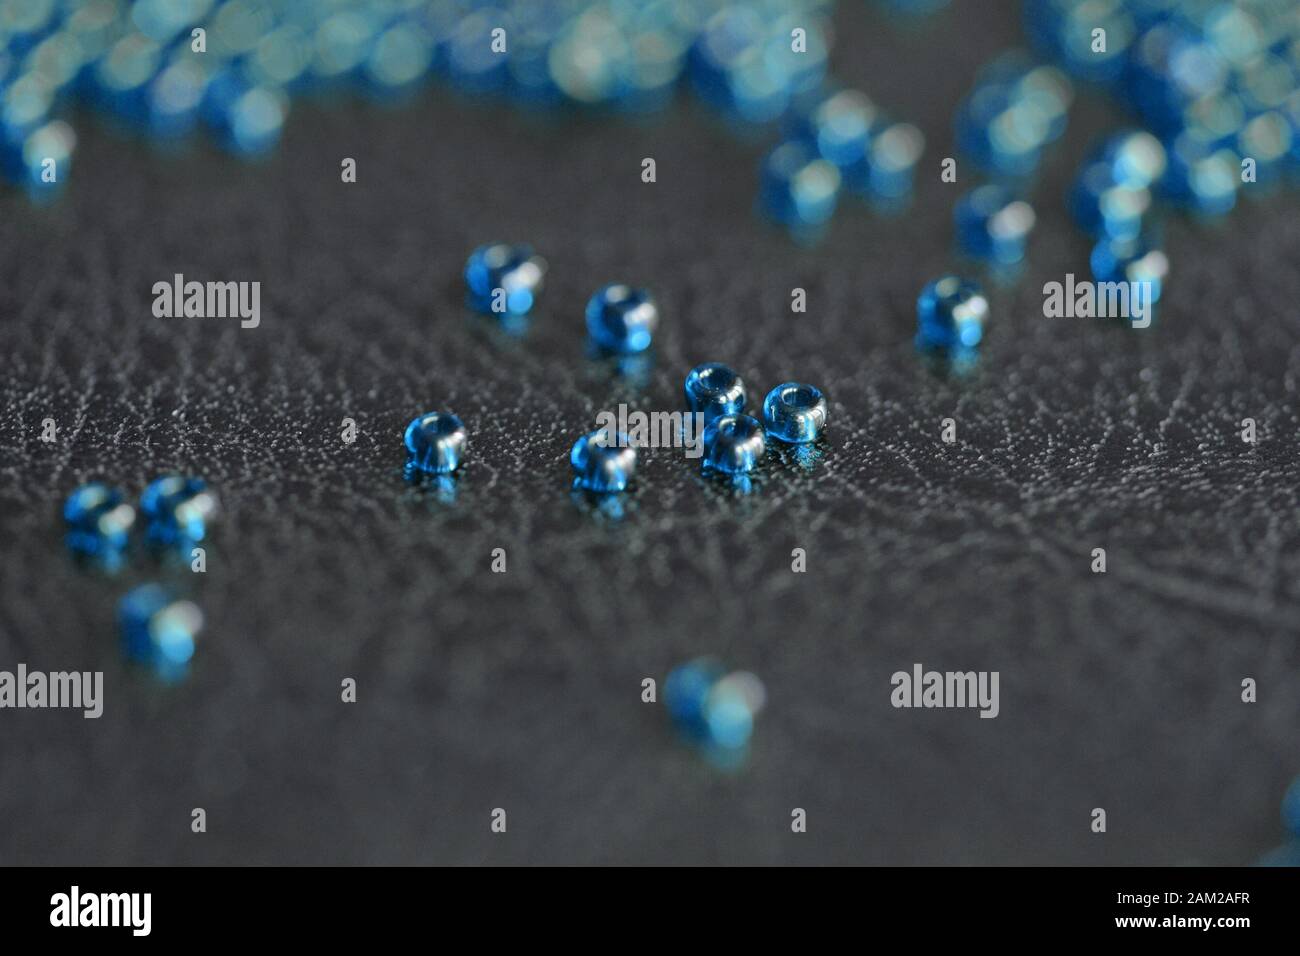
[684, 362, 827, 477]
[763, 86, 926, 231]
[63, 474, 218, 563]
[0, 0, 847, 199]
[664, 658, 766, 755]
[1031, 0, 1300, 307]
[955, 54, 1075, 179]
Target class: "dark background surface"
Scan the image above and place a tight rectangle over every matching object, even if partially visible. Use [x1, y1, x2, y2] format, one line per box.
[2, 1, 1298, 865]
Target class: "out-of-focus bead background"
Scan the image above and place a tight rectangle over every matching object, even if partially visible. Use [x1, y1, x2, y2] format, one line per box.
[1, 0, 1298, 864]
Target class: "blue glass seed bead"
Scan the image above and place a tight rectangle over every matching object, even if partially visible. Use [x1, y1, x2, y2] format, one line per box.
[762, 383, 827, 444]
[63, 482, 135, 560]
[852, 121, 925, 200]
[916, 276, 989, 353]
[1160, 130, 1239, 215]
[464, 243, 546, 316]
[955, 83, 1050, 178]
[1091, 130, 1167, 189]
[684, 362, 745, 424]
[404, 411, 467, 475]
[702, 414, 766, 474]
[664, 658, 726, 742]
[585, 284, 658, 354]
[954, 184, 1036, 265]
[118, 583, 202, 679]
[140, 475, 219, 546]
[760, 139, 841, 226]
[1069, 162, 1151, 240]
[1090, 237, 1169, 303]
[787, 88, 881, 168]
[570, 430, 636, 493]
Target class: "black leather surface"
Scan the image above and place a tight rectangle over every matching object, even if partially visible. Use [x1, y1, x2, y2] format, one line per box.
[1, 2, 1298, 864]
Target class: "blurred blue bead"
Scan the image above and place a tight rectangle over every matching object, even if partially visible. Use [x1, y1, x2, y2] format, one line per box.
[365, 21, 435, 97]
[311, 9, 381, 85]
[92, 32, 162, 122]
[664, 658, 725, 741]
[1238, 110, 1293, 182]
[146, 59, 209, 138]
[850, 120, 924, 199]
[204, 69, 288, 155]
[956, 82, 1050, 178]
[1, 73, 56, 150]
[1160, 129, 1239, 215]
[685, 362, 746, 424]
[63, 482, 135, 563]
[570, 429, 636, 493]
[762, 382, 827, 444]
[664, 659, 763, 752]
[1070, 162, 1152, 240]
[464, 243, 546, 316]
[1090, 236, 1169, 302]
[702, 413, 766, 473]
[916, 275, 988, 353]
[118, 583, 202, 680]
[1057, 0, 1135, 85]
[1091, 129, 1168, 188]
[787, 88, 881, 168]
[140, 475, 219, 546]
[404, 411, 467, 475]
[760, 139, 840, 226]
[586, 284, 658, 354]
[13, 117, 74, 196]
[954, 184, 1036, 264]
[444, 9, 511, 94]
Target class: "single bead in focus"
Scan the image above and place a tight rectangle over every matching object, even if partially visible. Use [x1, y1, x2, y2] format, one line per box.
[954, 184, 1036, 265]
[63, 482, 135, 562]
[684, 362, 745, 423]
[759, 139, 841, 227]
[1069, 162, 1151, 240]
[140, 476, 218, 546]
[570, 429, 636, 493]
[1090, 237, 1169, 304]
[464, 243, 546, 316]
[585, 284, 658, 354]
[762, 383, 827, 444]
[702, 414, 766, 474]
[404, 411, 467, 475]
[118, 583, 203, 680]
[916, 275, 988, 353]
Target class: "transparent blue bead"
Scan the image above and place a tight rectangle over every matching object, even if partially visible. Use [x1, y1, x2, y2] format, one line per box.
[404, 411, 467, 475]
[684, 362, 745, 424]
[585, 284, 658, 354]
[955, 83, 1050, 178]
[63, 482, 135, 561]
[464, 242, 546, 316]
[1284, 776, 1300, 836]
[1069, 162, 1151, 240]
[702, 414, 766, 474]
[762, 383, 827, 444]
[954, 184, 1036, 265]
[787, 88, 881, 168]
[1090, 130, 1167, 189]
[118, 583, 202, 681]
[916, 276, 989, 353]
[570, 429, 636, 493]
[664, 658, 726, 742]
[664, 659, 764, 752]
[140, 475, 219, 546]
[1090, 236, 1169, 303]
[759, 139, 841, 227]
[1160, 129, 1239, 215]
[850, 121, 925, 200]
